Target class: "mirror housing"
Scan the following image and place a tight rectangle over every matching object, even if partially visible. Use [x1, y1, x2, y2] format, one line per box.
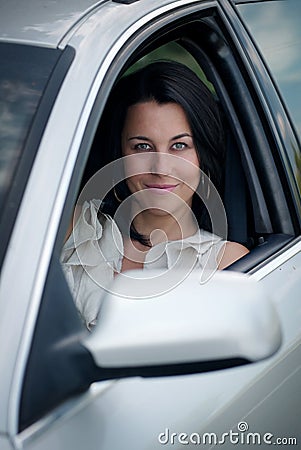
[83, 270, 281, 379]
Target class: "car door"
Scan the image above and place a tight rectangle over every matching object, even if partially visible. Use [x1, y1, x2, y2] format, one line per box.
[1, 0, 300, 449]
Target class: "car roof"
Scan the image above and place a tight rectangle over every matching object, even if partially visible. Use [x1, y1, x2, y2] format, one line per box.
[1, 0, 243, 49]
[0, 0, 108, 48]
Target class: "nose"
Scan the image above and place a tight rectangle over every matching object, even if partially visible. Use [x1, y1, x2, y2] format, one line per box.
[150, 151, 172, 176]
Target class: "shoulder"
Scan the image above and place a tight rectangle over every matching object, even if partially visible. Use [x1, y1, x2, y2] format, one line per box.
[218, 241, 249, 270]
[64, 199, 106, 244]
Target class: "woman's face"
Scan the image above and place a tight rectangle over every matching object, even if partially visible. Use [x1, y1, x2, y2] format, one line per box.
[121, 101, 200, 217]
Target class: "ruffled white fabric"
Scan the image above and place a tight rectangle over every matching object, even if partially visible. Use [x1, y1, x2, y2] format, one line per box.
[61, 199, 226, 329]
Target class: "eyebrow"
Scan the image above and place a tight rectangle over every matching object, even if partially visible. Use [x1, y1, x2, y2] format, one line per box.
[128, 136, 151, 141]
[128, 133, 193, 142]
[170, 133, 192, 141]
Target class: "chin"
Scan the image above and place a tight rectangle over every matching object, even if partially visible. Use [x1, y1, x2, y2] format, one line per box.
[146, 207, 174, 217]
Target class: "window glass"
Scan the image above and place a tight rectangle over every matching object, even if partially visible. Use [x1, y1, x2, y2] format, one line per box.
[238, 0, 301, 139]
[0, 43, 60, 215]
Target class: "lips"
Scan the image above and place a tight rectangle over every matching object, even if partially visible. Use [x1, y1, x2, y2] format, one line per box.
[145, 183, 178, 193]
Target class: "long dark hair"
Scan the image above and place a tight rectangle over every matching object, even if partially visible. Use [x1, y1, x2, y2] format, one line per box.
[98, 60, 225, 242]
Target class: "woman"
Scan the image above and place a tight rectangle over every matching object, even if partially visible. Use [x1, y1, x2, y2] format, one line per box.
[62, 61, 249, 329]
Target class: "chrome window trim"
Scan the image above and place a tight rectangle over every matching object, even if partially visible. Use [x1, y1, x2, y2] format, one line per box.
[250, 238, 301, 281]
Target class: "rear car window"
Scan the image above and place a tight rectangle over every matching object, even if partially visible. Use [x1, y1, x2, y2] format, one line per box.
[0, 43, 60, 214]
[237, 0, 301, 140]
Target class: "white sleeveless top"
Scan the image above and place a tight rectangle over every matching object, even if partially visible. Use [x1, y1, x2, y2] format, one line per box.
[61, 199, 226, 329]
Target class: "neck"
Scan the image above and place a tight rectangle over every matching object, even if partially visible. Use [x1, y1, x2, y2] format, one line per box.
[131, 207, 198, 246]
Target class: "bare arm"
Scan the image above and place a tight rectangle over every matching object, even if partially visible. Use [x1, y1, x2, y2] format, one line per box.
[218, 241, 249, 270]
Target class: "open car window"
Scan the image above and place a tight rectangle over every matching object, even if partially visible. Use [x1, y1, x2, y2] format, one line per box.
[57, 4, 299, 335]
[82, 25, 296, 270]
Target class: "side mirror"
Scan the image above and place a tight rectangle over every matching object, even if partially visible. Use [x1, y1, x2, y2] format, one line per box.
[82, 270, 281, 380]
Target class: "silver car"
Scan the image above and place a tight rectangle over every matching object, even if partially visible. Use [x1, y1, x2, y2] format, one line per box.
[0, 0, 300, 449]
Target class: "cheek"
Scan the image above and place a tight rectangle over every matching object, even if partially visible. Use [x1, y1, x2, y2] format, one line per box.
[126, 175, 143, 193]
[191, 167, 201, 189]
[123, 154, 152, 179]
[186, 153, 201, 190]
[176, 161, 200, 191]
